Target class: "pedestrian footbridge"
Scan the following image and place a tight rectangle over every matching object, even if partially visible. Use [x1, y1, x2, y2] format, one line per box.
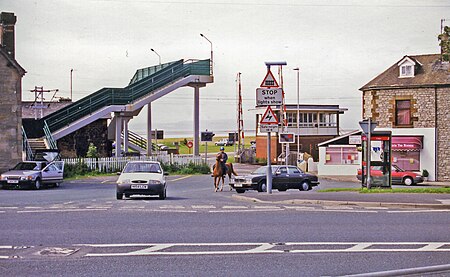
[23, 59, 213, 158]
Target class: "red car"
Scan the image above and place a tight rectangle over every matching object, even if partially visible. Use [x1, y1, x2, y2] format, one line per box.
[357, 165, 424, 186]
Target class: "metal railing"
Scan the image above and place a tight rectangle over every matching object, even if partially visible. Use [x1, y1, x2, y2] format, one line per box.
[21, 126, 33, 161]
[43, 59, 211, 133]
[43, 120, 58, 150]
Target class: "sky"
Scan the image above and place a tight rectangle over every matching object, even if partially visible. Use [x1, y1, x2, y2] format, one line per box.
[3, 0, 450, 137]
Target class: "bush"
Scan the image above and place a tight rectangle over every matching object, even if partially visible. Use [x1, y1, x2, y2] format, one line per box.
[161, 162, 210, 175]
[422, 169, 429, 177]
[64, 162, 91, 178]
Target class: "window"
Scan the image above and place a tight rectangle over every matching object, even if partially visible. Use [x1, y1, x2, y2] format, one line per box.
[395, 100, 411, 126]
[299, 113, 317, 127]
[400, 65, 413, 77]
[325, 147, 359, 165]
[286, 112, 297, 127]
[319, 113, 337, 127]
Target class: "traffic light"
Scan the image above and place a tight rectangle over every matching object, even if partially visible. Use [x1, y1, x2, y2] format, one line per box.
[201, 132, 215, 142]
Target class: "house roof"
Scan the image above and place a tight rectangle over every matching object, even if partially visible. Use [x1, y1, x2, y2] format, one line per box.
[318, 130, 362, 147]
[0, 47, 25, 76]
[359, 54, 450, 91]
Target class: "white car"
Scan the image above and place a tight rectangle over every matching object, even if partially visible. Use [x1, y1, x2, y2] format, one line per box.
[116, 161, 168, 200]
[0, 161, 64, 190]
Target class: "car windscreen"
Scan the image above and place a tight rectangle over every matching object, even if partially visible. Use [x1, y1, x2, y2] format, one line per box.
[123, 163, 162, 173]
[13, 162, 39, 171]
[252, 166, 277, 175]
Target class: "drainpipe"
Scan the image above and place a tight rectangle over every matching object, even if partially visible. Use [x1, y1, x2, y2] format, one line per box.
[434, 86, 438, 181]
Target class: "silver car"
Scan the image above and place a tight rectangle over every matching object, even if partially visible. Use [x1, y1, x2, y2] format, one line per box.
[116, 161, 168, 200]
[0, 161, 64, 190]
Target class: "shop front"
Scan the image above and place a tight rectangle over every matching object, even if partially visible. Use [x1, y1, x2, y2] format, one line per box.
[391, 136, 423, 171]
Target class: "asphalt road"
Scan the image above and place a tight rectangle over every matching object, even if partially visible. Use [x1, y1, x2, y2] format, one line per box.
[1, 174, 449, 277]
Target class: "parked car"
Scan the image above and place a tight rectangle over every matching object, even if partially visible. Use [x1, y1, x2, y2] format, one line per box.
[356, 164, 424, 186]
[116, 161, 168, 200]
[215, 139, 233, 146]
[0, 161, 64, 190]
[230, 165, 319, 193]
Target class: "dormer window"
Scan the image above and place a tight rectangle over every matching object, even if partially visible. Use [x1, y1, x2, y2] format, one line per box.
[397, 56, 421, 78]
[400, 65, 413, 77]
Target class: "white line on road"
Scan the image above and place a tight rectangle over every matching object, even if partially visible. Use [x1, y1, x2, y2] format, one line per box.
[170, 175, 192, 182]
[17, 208, 108, 213]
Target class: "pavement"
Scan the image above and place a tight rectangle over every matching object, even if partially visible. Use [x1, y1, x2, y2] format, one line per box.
[231, 163, 450, 210]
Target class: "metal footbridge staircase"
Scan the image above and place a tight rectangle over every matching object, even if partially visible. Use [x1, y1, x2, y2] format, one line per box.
[22, 59, 212, 159]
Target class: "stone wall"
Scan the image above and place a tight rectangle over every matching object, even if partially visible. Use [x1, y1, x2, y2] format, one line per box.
[436, 87, 450, 181]
[57, 119, 112, 158]
[0, 55, 22, 172]
[363, 88, 436, 128]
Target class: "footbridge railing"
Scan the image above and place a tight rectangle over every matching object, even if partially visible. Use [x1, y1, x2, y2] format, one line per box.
[42, 59, 211, 134]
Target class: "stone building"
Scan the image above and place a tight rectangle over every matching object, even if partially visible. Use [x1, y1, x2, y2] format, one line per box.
[0, 12, 25, 172]
[360, 54, 450, 181]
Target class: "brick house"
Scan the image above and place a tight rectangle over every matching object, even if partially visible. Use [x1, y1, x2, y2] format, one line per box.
[0, 12, 26, 172]
[359, 54, 450, 181]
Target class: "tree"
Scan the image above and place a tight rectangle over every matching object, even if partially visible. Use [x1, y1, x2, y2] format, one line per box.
[86, 142, 98, 158]
[438, 26, 450, 61]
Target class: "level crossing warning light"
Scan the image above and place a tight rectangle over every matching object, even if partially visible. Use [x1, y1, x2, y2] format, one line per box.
[260, 69, 279, 88]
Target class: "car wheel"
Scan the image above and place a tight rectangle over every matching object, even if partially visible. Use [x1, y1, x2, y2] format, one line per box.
[257, 181, 267, 192]
[403, 177, 414, 186]
[236, 189, 245, 194]
[54, 182, 60, 188]
[124, 194, 131, 198]
[34, 179, 42, 190]
[116, 192, 123, 200]
[300, 181, 310, 191]
[159, 188, 166, 200]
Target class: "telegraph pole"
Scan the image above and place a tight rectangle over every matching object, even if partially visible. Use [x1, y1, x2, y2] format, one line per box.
[30, 86, 59, 119]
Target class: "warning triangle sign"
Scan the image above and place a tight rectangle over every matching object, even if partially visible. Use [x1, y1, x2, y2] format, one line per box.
[260, 70, 279, 88]
[260, 106, 279, 125]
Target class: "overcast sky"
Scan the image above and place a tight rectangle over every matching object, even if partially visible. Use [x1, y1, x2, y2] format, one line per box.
[3, 0, 450, 137]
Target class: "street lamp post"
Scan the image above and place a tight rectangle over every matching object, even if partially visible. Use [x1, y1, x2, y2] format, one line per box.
[70, 68, 73, 101]
[293, 67, 300, 162]
[150, 48, 161, 65]
[200, 33, 213, 75]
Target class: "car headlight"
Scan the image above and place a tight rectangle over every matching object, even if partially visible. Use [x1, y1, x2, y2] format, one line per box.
[20, 176, 33, 181]
[0, 175, 6, 181]
[148, 180, 161, 185]
[117, 179, 130, 185]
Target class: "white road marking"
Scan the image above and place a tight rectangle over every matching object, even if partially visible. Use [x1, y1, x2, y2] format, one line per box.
[222, 206, 248, 209]
[17, 208, 108, 213]
[0, 207, 18, 209]
[79, 242, 450, 257]
[388, 210, 450, 213]
[170, 175, 192, 182]
[159, 205, 185, 209]
[191, 205, 216, 209]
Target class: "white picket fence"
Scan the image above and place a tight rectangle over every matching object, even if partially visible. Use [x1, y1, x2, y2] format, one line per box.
[63, 154, 204, 173]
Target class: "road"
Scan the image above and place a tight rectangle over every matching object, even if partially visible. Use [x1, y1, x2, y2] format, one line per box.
[1, 174, 449, 276]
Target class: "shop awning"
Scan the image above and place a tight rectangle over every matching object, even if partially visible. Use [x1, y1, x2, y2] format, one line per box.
[392, 136, 423, 151]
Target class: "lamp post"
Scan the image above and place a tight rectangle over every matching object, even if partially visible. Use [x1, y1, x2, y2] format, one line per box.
[359, 118, 377, 189]
[70, 68, 73, 101]
[200, 33, 213, 75]
[293, 67, 300, 162]
[150, 48, 161, 65]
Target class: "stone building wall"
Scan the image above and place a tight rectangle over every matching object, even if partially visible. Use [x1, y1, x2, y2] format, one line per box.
[363, 87, 450, 181]
[57, 119, 112, 158]
[436, 87, 450, 181]
[0, 55, 22, 172]
[363, 88, 436, 128]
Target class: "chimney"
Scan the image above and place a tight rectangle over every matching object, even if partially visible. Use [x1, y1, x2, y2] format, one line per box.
[0, 12, 17, 59]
